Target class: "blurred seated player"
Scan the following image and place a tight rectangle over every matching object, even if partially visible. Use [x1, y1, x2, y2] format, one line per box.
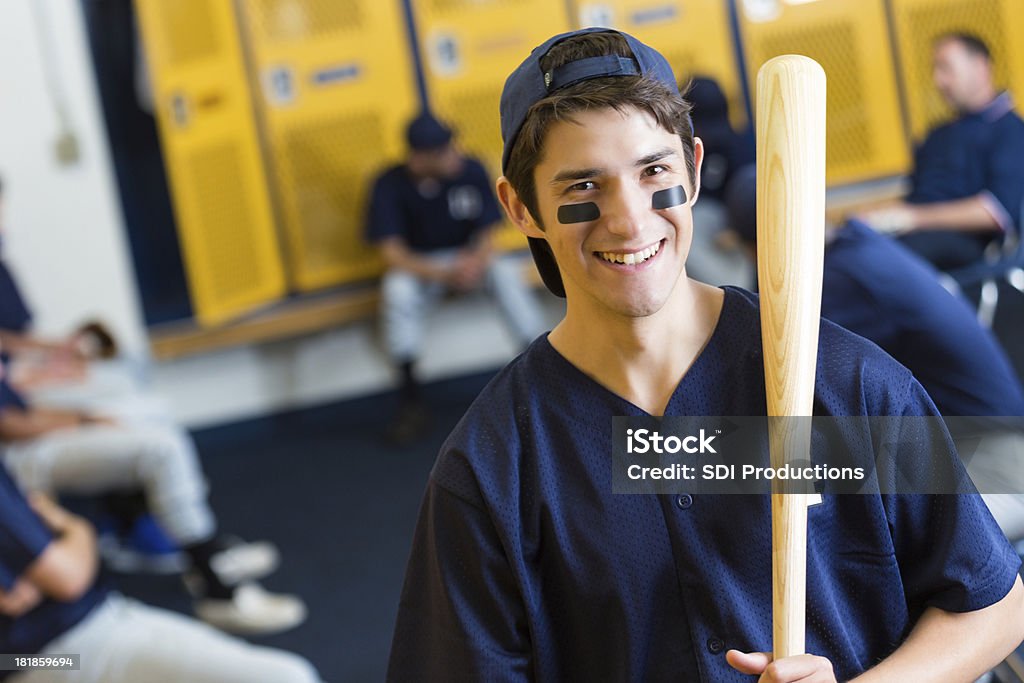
[681, 76, 754, 288]
[0, 368, 305, 635]
[365, 112, 545, 444]
[0, 178, 113, 391]
[0, 464, 321, 683]
[0, 177, 165, 570]
[728, 164, 1024, 539]
[855, 33, 1024, 270]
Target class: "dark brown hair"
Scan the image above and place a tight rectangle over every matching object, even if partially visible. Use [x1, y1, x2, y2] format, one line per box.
[504, 33, 695, 227]
[937, 32, 992, 62]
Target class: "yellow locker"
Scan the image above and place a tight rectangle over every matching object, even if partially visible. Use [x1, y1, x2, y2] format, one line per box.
[238, 0, 419, 291]
[134, 0, 287, 327]
[570, 0, 748, 132]
[410, 0, 573, 251]
[736, 0, 909, 185]
[890, 0, 1024, 142]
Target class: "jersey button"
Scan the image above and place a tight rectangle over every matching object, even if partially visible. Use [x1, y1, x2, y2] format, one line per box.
[676, 494, 693, 509]
[707, 637, 725, 654]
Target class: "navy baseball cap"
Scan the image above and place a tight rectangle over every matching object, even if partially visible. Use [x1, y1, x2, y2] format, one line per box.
[724, 163, 758, 245]
[500, 27, 684, 173]
[406, 112, 453, 151]
[499, 27, 687, 297]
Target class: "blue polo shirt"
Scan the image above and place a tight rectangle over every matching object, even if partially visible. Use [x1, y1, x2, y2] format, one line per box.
[823, 221, 1024, 418]
[365, 157, 503, 252]
[0, 259, 31, 334]
[908, 92, 1024, 234]
[388, 287, 1019, 682]
[0, 466, 105, 667]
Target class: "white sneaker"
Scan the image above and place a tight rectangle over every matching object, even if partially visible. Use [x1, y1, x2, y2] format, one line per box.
[194, 582, 307, 635]
[209, 538, 280, 585]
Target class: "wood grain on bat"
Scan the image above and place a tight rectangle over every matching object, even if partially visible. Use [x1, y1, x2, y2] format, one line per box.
[756, 54, 826, 661]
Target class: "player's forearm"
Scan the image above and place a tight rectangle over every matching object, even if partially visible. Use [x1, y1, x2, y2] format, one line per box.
[906, 195, 1003, 233]
[469, 225, 496, 257]
[0, 329, 70, 356]
[0, 579, 44, 617]
[25, 516, 98, 602]
[380, 239, 449, 281]
[0, 330, 40, 354]
[0, 407, 85, 441]
[850, 576, 1024, 683]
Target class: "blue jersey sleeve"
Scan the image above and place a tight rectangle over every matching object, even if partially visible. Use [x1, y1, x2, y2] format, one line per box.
[0, 468, 53, 591]
[387, 463, 531, 682]
[365, 170, 408, 244]
[985, 119, 1024, 232]
[887, 379, 1021, 613]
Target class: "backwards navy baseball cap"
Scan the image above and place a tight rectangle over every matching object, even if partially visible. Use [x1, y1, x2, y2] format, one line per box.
[406, 112, 453, 151]
[499, 28, 688, 297]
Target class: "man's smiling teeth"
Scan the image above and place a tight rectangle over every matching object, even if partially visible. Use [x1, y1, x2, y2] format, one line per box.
[598, 241, 661, 265]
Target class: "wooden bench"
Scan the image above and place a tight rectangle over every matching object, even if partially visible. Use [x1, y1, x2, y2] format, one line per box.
[148, 286, 381, 361]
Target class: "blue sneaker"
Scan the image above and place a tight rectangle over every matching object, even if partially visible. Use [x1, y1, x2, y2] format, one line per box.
[98, 513, 188, 574]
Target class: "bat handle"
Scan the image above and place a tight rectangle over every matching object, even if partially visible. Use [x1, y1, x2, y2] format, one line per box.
[771, 419, 813, 658]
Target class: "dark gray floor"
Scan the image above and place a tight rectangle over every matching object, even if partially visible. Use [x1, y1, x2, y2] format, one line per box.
[112, 370, 494, 683]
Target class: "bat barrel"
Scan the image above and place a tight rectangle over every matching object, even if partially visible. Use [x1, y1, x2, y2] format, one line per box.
[755, 54, 826, 660]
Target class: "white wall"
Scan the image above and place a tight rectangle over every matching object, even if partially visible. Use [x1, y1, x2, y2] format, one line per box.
[0, 0, 147, 352]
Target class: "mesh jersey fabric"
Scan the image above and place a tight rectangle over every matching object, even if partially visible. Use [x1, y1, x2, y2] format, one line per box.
[388, 286, 1019, 682]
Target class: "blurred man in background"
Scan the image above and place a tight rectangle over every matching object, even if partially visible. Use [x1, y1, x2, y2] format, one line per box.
[365, 112, 545, 445]
[728, 165, 1024, 540]
[857, 33, 1024, 270]
[0, 178, 305, 637]
[0, 369, 306, 635]
[0, 462, 320, 683]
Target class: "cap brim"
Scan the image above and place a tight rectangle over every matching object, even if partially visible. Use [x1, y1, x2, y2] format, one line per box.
[527, 237, 566, 298]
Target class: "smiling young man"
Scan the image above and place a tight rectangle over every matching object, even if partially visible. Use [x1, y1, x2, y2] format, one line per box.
[387, 29, 1024, 682]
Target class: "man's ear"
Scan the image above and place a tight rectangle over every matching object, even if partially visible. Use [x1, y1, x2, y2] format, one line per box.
[688, 136, 705, 206]
[496, 177, 545, 238]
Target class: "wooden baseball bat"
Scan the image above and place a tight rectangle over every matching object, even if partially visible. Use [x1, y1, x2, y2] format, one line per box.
[755, 55, 826, 660]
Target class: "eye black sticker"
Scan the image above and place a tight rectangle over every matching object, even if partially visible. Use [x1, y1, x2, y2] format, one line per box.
[652, 185, 687, 210]
[557, 202, 601, 224]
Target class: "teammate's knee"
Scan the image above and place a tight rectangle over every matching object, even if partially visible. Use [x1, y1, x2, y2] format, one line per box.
[261, 651, 320, 683]
[382, 270, 421, 305]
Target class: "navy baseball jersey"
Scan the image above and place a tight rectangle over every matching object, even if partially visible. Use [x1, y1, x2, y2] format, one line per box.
[908, 92, 1024, 234]
[823, 220, 1024, 418]
[387, 286, 1019, 682]
[0, 465, 105, 665]
[365, 157, 503, 252]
